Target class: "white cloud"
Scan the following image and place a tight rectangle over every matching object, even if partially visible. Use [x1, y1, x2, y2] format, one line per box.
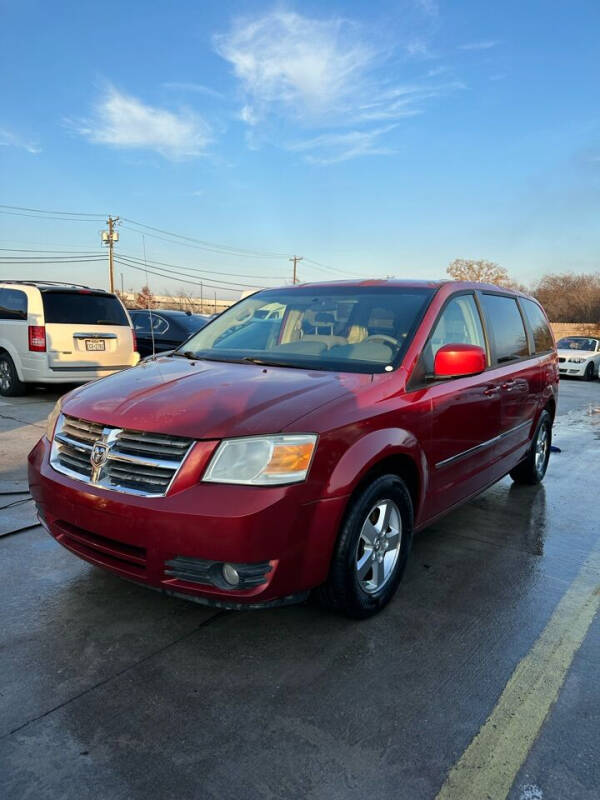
[161, 82, 224, 99]
[288, 126, 398, 165]
[214, 10, 375, 123]
[74, 86, 211, 160]
[0, 127, 40, 154]
[458, 40, 499, 51]
[214, 9, 459, 163]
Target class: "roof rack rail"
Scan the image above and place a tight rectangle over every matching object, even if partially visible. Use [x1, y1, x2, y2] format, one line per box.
[0, 279, 101, 290]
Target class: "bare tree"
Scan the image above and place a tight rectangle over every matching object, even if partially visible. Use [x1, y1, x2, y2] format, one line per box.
[134, 285, 158, 309]
[447, 259, 512, 287]
[532, 273, 600, 323]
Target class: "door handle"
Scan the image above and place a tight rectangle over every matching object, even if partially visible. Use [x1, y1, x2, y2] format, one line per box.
[483, 385, 500, 396]
[501, 379, 516, 391]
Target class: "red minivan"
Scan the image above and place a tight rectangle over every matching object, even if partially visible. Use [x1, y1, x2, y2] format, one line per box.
[29, 281, 558, 617]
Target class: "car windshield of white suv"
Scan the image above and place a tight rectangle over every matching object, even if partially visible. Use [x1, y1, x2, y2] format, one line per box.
[556, 337, 598, 352]
[42, 291, 129, 325]
[176, 286, 434, 373]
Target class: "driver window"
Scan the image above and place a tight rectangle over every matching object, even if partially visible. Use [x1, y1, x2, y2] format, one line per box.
[422, 295, 486, 376]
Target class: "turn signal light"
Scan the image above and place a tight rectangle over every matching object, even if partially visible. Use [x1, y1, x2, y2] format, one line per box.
[264, 442, 315, 474]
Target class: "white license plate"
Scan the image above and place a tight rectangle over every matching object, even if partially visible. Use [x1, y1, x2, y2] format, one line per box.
[85, 340, 105, 351]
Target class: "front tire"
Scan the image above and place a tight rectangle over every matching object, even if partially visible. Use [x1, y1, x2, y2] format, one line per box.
[318, 474, 413, 619]
[584, 362, 595, 381]
[510, 410, 552, 485]
[0, 353, 27, 397]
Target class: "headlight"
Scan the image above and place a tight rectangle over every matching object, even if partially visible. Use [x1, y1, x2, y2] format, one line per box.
[568, 357, 585, 363]
[46, 400, 62, 441]
[203, 434, 317, 485]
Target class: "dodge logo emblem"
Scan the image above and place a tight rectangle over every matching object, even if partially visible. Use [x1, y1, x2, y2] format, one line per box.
[90, 442, 109, 468]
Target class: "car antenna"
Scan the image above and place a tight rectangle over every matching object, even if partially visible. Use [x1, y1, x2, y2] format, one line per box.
[142, 234, 156, 357]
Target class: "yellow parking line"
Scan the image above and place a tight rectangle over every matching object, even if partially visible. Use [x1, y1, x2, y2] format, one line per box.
[435, 545, 600, 800]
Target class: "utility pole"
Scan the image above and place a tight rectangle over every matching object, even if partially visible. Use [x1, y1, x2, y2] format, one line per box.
[289, 255, 303, 285]
[200, 281, 203, 313]
[102, 216, 119, 293]
[120, 272, 124, 296]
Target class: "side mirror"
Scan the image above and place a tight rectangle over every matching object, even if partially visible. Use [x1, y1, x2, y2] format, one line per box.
[434, 343, 486, 379]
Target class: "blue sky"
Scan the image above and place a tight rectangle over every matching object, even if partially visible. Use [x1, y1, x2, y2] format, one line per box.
[1, 0, 598, 297]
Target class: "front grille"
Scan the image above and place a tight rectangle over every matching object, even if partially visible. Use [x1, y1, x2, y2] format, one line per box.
[50, 414, 194, 497]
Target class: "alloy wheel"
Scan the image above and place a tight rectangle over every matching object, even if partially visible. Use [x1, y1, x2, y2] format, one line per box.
[0, 360, 11, 392]
[535, 424, 549, 476]
[355, 499, 402, 594]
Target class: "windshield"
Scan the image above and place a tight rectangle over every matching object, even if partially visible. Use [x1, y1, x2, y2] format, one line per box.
[42, 291, 129, 325]
[179, 314, 208, 332]
[178, 286, 434, 373]
[557, 337, 598, 351]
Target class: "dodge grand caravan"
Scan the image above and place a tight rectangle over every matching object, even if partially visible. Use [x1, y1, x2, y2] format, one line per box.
[0, 281, 139, 396]
[29, 280, 558, 618]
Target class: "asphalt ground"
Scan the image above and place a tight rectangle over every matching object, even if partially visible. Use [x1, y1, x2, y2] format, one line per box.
[0, 376, 599, 799]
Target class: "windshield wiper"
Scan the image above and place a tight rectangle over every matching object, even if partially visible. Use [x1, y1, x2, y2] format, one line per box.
[240, 356, 296, 368]
[172, 352, 296, 367]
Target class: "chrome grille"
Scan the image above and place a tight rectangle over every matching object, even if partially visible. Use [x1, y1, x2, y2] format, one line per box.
[61, 416, 104, 445]
[50, 414, 194, 497]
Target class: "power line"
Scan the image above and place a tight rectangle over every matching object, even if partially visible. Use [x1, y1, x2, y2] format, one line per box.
[303, 256, 365, 278]
[116, 255, 269, 290]
[0, 202, 366, 280]
[0, 255, 104, 261]
[0, 204, 106, 218]
[118, 251, 287, 282]
[120, 217, 290, 260]
[0, 256, 106, 263]
[114, 258, 265, 294]
[0, 247, 101, 254]
[0, 209, 104, 223]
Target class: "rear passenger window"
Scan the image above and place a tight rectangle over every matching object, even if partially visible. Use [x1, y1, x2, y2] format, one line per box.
[520, 299, 554, 353]
[0, 288, 27, 320]
[419, 294, 486, 376]
[481, 294, 529, 363]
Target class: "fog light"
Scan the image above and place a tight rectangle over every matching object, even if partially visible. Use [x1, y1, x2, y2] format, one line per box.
[222, 563, 240, 586]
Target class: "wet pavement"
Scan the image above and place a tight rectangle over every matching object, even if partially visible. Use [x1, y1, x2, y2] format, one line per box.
[0, 379, 599, 799]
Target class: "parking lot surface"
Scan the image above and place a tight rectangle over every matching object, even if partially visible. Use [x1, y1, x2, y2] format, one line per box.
[1, 378, 599, 799]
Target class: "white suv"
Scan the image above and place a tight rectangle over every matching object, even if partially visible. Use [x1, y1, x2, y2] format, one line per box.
[0, 281, 139, 396]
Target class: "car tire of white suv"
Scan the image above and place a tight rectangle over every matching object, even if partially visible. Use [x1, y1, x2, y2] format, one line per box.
[0, 352, 27, 397]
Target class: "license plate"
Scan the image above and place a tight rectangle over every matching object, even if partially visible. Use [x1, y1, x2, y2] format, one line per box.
[85, 340, 105, 351]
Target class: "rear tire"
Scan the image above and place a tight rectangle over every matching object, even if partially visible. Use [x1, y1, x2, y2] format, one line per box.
[0, 353, 27, 397]
[318, 474, 413, 619]
[509, 410, 552, 485]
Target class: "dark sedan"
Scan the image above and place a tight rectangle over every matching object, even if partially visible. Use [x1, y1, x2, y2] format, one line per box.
[129, 309, 210, 358]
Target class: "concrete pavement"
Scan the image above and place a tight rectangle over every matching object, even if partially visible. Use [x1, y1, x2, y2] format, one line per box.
[0, 378, 599, 799]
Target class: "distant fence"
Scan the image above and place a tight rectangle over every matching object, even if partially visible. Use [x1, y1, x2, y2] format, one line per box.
[550, 322, 600, 340]
[120, 293, 235, 315]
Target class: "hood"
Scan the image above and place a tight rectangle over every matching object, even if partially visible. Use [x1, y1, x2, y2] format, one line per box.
[62, 356, 369, 439]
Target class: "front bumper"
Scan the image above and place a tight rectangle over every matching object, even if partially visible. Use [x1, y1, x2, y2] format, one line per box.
[28, 437, 347, 607]
[558, 362, 587, 377]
